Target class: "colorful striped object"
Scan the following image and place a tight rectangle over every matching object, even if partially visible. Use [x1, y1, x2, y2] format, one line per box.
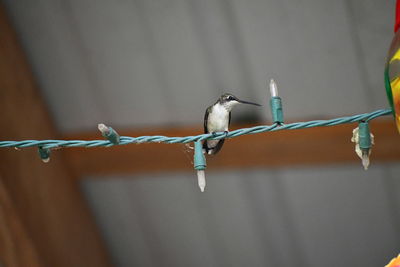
[385, 0, 400, 133]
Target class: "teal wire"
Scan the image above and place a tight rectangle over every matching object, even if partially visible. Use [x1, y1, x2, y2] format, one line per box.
[0, 109, 392, 150]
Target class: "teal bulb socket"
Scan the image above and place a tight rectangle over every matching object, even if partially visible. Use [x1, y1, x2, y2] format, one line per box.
[38, 147, 50, 162]
[103, 127, 120, 145]
[270, 96, 284, 124]
[358, 122, 371, 150]
[194, 141, 206, 170]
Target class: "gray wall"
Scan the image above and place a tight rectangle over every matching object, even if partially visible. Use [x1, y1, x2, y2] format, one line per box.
[83, 165, 400, 267]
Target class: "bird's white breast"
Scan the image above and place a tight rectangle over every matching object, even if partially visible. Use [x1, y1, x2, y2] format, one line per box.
[208, 104, 229, 132]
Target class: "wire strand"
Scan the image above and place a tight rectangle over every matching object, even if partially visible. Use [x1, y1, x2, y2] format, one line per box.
[0, 109, 392, 150]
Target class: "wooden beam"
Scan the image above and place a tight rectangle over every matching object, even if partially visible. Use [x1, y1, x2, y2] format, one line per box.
[63, 119, 400, 177]
[0, 176, 43, 267]
[0, 5, 112, 267]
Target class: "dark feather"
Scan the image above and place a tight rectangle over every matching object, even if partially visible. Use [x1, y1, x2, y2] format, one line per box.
[203, 106, 210, 134]
[208, 139, 225, 155]
[202, 106, 211, 153]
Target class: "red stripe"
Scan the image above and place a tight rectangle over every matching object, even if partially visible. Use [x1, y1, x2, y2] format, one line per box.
[395, 0, 400, 32]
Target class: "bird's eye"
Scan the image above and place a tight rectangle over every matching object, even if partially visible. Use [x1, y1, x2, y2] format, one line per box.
[227, 96, 234, 100]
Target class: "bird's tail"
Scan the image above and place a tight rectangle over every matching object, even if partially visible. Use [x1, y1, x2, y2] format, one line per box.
[203, 139, 225, 155]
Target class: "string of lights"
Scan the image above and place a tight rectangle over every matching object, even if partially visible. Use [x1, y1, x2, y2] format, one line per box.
[0, 109, 391, 149]
[0, 78, 394, 192]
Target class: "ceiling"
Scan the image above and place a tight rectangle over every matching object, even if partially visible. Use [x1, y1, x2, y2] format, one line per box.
[2, 0, 399, 266]
[2, 0, 394, 133]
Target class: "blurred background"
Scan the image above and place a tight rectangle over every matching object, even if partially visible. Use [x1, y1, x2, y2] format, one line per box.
[1, 0, 400, 266]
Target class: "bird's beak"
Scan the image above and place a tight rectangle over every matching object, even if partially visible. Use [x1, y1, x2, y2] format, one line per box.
[237, 99, 262, 106]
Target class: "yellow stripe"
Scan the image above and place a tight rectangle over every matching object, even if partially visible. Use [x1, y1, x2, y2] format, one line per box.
[390, 48, 400, 63]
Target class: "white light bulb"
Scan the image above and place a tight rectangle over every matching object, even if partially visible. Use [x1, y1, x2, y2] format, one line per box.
[197, 170, 206, 192]
[98, 123, 110, 135]
[269, 79, 278, 97]
[361, 154, 370, 170]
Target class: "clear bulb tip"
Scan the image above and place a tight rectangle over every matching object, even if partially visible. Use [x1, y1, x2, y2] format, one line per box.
[98, 123, 109, 134]
[197, 170, 206, 192]
[269, 79, 278, 97]
[362, 155, 370, 170]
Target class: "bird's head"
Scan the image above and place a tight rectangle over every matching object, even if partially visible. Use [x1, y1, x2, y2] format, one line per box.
[219, 93, 261, 111]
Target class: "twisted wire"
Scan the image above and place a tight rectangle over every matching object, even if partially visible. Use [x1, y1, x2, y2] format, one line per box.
[0, 109, 392, 150]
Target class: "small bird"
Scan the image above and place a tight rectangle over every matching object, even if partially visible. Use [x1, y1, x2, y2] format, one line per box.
[203, 93, 261, 155]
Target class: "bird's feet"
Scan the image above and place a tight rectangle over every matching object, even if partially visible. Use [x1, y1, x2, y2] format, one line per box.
[211, 131, 229, 137]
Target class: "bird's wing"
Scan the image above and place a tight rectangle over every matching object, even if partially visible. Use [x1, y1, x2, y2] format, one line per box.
[204, 106, 211, 133]
[203, 106, 210, 153]
[204, 108, 208, 133]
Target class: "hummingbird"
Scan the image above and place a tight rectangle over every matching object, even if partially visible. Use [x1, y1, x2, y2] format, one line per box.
[203, 93, 261, 155]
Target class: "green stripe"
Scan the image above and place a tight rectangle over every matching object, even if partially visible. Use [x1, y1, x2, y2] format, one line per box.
[384, 65, 395, 115]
